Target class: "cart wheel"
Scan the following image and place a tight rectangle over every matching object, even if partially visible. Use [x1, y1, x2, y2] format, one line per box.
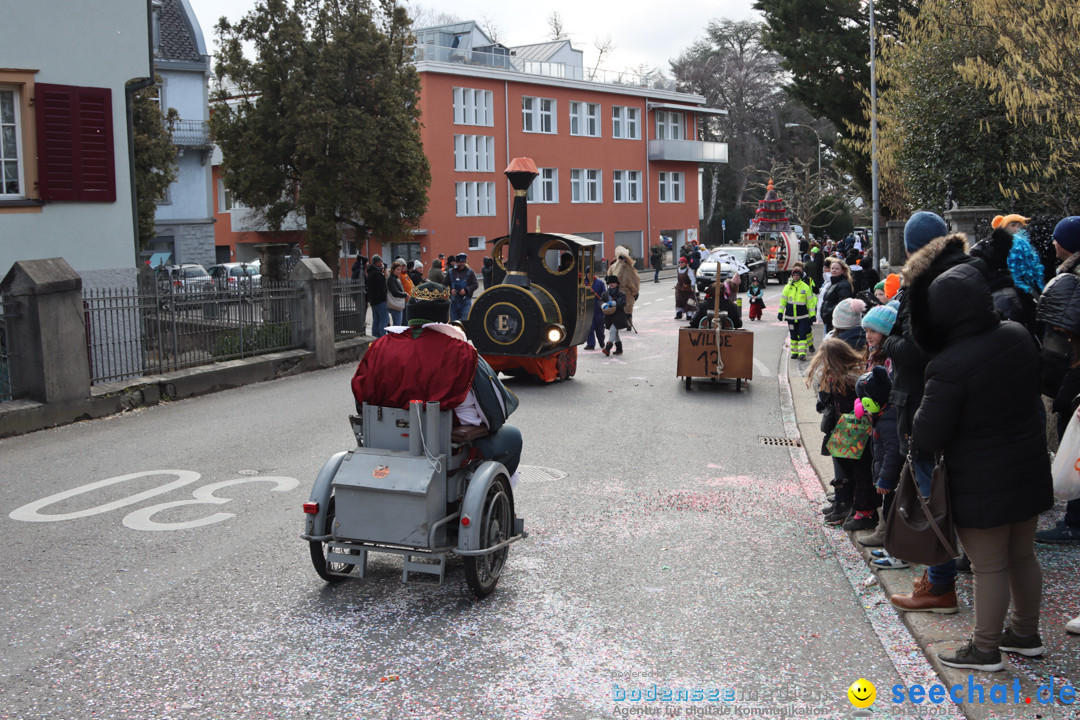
[309, 496, 354, 583]
[464, 476, 511, 597]
[685, 376, 692, 390]
[566, 346, 578, 377]
[735, 378, 742, 392]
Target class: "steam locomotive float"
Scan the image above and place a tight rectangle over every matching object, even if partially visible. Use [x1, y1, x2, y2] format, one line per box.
[463, 158, 598, 382]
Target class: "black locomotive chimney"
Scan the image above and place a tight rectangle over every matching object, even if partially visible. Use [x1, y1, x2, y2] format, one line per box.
[504, 157, 538, 287]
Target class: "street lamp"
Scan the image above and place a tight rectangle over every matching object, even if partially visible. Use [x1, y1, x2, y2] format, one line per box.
[869, 0, 882, 274]
[784, 123, 822, 190]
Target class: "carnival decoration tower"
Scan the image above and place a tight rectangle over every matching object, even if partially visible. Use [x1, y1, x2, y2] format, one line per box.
[745, 179, 798, 283]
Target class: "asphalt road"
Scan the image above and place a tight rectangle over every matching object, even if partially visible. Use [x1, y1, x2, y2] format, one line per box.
[0, 278, 958, 720]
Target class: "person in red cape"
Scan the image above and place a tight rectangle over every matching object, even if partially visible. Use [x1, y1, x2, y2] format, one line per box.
[351, 281, 522, 481]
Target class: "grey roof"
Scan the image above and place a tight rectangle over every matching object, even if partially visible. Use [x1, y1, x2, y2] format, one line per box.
[158, 0, 203, 62]
[509, 41, 573, 62]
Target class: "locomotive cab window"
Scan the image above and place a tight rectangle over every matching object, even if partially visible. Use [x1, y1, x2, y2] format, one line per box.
[540, 239, 574, 275]
[493, 238, 510, 271]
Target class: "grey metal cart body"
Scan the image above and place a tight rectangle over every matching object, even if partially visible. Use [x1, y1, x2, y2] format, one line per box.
[301, 401, 526, 596]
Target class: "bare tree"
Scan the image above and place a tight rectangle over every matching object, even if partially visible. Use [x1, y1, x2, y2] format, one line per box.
[745, 161, 850, 237]
[547, 11, 568, 41]
[476, 13, 501, 43]
[589, 34, 615, 79]
[403, 1, 458, 27]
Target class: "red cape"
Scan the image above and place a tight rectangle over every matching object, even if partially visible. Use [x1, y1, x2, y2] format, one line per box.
[351, 328, 478, 410]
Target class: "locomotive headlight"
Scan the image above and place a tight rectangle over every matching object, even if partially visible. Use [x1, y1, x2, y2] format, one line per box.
[544, 324, 566, 345]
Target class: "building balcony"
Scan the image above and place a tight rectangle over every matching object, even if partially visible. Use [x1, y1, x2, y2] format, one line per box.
[172, 119, 211, 149]
[648, 139, 728, 164]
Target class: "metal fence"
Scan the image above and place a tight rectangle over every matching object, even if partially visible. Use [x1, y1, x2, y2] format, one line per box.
[0, 299, 21, 402]
[332, 278, 366, 340]
[83, 280, 304, 386]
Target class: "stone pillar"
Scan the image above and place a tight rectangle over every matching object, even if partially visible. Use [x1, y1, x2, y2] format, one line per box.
[254, 242, 292, 282]
[886, 220, 906, 272]
[290, 258, 335, 368]
[0, 258, 90, 403]
[945, 206, 999, 243]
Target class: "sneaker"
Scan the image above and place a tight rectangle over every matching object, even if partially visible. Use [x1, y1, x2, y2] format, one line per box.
[1035, 521, 1080, 545]
[872, 556, 909, 570]
[938, 639, 1004, 672]
[790, 352, 799, 359]
[956, 554, 972, 573]
[890, 573, 959, 614]
[843, 513, 878, 532]
[870, 549, 889, 559]
[823, 505, 852, 526]
[821, 503, 835, 515]
[798, 353, 807, 360]
[584, 345, 595, 350]
[1066, 616, 1080, 635]
[999, 627, 1045, 657]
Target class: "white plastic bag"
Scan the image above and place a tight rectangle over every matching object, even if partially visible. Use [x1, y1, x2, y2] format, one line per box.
[1052, 410, 1080, 501]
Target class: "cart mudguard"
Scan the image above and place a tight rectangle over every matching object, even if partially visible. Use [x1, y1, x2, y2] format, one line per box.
[303, 451, 347, 538]
[456, 460, 512, 553]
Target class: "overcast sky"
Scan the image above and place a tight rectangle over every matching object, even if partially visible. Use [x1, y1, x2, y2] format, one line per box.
[185, 0, 761, 74]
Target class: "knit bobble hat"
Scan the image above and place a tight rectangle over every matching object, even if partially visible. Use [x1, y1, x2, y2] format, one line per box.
[883, 273, 901, 299]
[1054, 217, 1080, 254]
[831, 297, 866, 330]
[855, 365, 892, 409]
[862, 303, 898, 335]
[904, 211, 948, 253]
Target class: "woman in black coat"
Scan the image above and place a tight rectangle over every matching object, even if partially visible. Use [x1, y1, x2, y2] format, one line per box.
[819, 259, 853, 332]
[911, 261, 1053, 672]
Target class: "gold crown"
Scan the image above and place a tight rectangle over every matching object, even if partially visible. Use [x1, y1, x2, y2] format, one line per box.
[411, 284, 451, 302]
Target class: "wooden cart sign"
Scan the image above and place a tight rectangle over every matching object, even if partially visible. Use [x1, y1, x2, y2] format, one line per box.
[677, 328, 754, 380]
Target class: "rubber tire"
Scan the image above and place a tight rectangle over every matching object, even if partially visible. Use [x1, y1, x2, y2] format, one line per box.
[556, 351, 569, 381]
[685, 376, 692, 390]
[309, 496, 350, 583]
[736, 378, 742, 392]
[464, 476, 512, 597]
[565, 346, 577, 378]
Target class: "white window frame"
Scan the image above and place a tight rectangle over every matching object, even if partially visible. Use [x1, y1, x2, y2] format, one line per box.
[468, 236, 486, 251]
[523, 96, 556, 134]
[569, 101, 600, 137]
[527, 168, 559, 204]
[612, 106, 640, 140]
[453, 134, 495, 172]
[453, 88, 493, 127]
[656, 110, 683, 140]
[219, 180, 246, 211]
[612, 170, 641, 204]
[0, 86, 25, 198]
[455, 181, 496, 217]
[658, 172, 684, 203]
[571, 169, 602, 204]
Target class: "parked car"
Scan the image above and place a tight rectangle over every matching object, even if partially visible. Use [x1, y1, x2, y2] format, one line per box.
[208, 262, 261, 292]
[697, 245, 767, 293]
[162, 264, 212, 292]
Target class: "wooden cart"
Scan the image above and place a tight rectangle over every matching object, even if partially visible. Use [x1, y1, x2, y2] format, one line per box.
[676, 290, 753, 390]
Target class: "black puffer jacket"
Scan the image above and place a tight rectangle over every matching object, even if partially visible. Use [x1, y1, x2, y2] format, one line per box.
[882, 233, 983, 440]
[820, 278, 852, 328]
[971, 229, 1034, 330]
[911, 262, 1052, 529]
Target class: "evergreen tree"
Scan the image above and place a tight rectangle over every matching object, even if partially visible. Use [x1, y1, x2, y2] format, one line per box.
[130, 80, 178, 248]
[210, 0, 431, 270]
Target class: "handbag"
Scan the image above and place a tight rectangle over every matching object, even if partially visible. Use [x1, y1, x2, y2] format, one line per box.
[387, 292, 407, 311]
[1052, 408, 1080, 501]
[884, 456, 959, 566]
[826, 413, 872, 459]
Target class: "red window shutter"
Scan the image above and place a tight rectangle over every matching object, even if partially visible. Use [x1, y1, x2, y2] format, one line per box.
[35, 84, 116, 202]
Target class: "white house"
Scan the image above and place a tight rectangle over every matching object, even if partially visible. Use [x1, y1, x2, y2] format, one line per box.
[0, 0, 153, 288]
[148, 0, 215, 269]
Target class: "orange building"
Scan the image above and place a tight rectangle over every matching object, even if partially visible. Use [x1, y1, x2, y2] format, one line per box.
[211, 21, 727, 275]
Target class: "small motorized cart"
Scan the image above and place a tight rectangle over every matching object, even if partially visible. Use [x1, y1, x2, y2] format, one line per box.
[676, 291, 754, 391]
[301, 400, 526, 596]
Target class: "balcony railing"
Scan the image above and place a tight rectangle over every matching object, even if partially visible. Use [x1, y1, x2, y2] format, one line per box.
[172, 119, 211, 148]
[413, 44, 677, 92]
[648, 139, 729, 163]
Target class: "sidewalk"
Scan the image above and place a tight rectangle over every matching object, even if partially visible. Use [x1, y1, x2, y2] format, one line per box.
[787, 329, 1079, 720]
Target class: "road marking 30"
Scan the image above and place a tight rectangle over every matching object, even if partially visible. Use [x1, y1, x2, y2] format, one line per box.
[9, 470, 299, 531]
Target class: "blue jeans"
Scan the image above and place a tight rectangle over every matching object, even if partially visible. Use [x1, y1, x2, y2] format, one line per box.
[586, 313, 604, 348]
[371, 301, 389, 338]
[913, 457, 958, 586]
[389, 307, 403, 326]
[451, 298, 472, 322]
[472, 424, 522, 476]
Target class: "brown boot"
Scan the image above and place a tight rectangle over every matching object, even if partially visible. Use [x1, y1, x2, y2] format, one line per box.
[890, 571, 959, 614]
[857, 517, 886, 547]
[602, 343, 612, 356]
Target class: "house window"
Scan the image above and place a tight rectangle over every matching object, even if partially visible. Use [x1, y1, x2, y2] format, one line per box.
[453, 88, 493, 127]
[656, 110, 683, 140]
[612, 106, 639, 140]
[220, 180, 247, 211]
[1, 87, 23, 197]
[455, 181, 496, 216]
[526, 168, 558, 203]
[468, 236, 486, 251]
[612, 170, 641, 203]
[523, 96, 556, 134]
[453, 135, 495, 172]
[658, 172, 684, 203]
[569, 101, 600, 137]
[570, 169, 601, 203]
